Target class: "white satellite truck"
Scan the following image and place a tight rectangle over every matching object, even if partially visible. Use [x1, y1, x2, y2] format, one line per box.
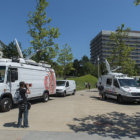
[0, 39, 56, 112]
[98, 59, 140, 103]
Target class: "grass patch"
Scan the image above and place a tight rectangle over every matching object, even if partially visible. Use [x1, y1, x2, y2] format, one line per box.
[68, 74, 98, 91]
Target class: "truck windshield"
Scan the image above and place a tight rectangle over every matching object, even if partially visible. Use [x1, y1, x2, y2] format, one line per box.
[56, 81, 66, 86]
[0, 66, 6, 83]
[118, 79, 138, 87]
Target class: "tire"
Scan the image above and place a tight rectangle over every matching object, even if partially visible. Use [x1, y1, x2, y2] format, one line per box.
[72, 90, 76, 95]
[42, 92, 49, 102]
[0, 98, 12, 112]
[117, 95, 123, 104]
[63, 91, 66, 97]
[102, 93, 107, 100]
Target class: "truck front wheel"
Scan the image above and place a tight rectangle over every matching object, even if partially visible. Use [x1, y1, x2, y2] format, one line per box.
[0, 98, 12, 112]
[72, 90, 76, 95]
[117, 95, 123, 104]
[102, 93, 107, 100]
[63, 91, 66, 97]
[42, 92, 49, 102]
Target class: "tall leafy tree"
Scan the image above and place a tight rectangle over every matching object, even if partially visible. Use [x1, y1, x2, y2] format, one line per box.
[57, 44, 73, 78]
[73, 59, 81, 76]
[51, 62, 63, 77]
[27, 0, 60, 63]
[82, 62, 95, 75]
[80, 55, 89, 66]
[1, 41, 22, 59]
[134, 0, 140, 5]
[72, 56, 97, 77]
[108, 24, 136, 76]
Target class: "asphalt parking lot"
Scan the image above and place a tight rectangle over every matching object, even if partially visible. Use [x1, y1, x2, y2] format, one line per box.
[1, 89, 140, 140]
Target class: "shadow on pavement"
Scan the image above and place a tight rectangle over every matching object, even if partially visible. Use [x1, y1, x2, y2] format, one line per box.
[50, 94, 72, 98]
[68, 112, 140, 139]
[90, 95, 140, 106]
[90, 95, 121, 105]
[0, 98, 54, 113]
[3, 122, 17, 128]
[29, 98, 54, 105]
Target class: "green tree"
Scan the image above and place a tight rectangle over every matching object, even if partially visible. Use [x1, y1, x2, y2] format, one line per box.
[73, 55, 97, 77]
[27, 0, 60, 63]
[57, 44, 73, 78]
[108, 24, 136, 76]
[134, 0, 140, 5]
[1, 41, 22, 59]
[80, 55, 89, 66]
[79, 55, 89, 76]
[73, 59, 81, 76]
[82, 62, 95, 75]
[51, 62, 63, 78]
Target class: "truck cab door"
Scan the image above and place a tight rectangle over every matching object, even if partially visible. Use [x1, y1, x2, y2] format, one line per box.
[105, 78, 113, 98]
[66, 81, 70, 94]
[106, 78, 112, 92]
[113, 79, 120, 99]
[6, 67, 19, 99]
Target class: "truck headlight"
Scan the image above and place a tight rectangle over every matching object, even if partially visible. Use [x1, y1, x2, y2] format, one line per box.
[124, 91, 131, 96]
[57, 89, 63, 91]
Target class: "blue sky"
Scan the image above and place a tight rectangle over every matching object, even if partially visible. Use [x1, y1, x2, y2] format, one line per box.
[0, 0, 140, 60]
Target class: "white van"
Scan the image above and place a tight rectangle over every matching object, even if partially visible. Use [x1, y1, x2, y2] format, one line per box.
[56, 80, 76, 97]
[0, 58, 56, 112]
[0, 40, 56, 112]
[97, 59, 140, 103]
[99, 73, 140, 103]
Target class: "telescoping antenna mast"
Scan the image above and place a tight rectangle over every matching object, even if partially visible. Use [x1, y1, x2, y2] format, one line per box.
[105, 59, 111, 74]
[104, 59, 121, 74]
[15, 38, 23, 58]
[14, 39, 51, 68]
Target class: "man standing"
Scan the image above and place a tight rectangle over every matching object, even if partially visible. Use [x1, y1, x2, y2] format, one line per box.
[17, 81, 30, 128]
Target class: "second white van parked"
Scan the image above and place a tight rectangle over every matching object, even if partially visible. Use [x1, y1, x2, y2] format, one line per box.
[56, 80, 76, 97]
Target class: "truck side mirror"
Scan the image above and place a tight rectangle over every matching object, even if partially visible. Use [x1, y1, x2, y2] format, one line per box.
[66, 82, 69, 87]
[7, 71, 10, 82]
[11, 71, 16, 82]
[115, 83, 120, 88]
[116, 85, 120, 88]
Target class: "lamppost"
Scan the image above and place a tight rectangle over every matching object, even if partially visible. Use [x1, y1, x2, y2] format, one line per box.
[97, 56, 100, 78]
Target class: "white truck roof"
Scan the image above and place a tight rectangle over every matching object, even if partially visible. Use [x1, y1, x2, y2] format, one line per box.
[0, 58, 52, 72]
[102, 72, 133, 79]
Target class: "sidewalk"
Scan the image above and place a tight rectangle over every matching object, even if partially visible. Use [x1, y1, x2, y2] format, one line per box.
[0, 130, 139, 140]
[1, 89, 140, 140]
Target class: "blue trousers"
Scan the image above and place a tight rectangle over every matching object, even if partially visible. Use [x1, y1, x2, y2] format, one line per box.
[17, 104, 29, 127]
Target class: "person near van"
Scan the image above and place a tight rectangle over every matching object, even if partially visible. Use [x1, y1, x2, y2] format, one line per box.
[17, 81, 30, 128]
[98, 82, 104, 98]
